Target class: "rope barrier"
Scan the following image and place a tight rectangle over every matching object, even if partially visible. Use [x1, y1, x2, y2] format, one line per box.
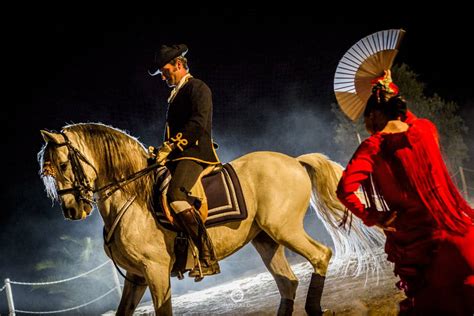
[0, 284, 6, 292]
[463, 167, 474, 173]
[450, 169, 460, 178]
[14, 286, 118, 314]
[10, 260, 111, 286]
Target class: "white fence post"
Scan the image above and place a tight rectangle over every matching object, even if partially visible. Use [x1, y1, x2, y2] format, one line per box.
[110, 262, 123, 300]
[5, 278, 15, 316]
[459, 166, 469, 201]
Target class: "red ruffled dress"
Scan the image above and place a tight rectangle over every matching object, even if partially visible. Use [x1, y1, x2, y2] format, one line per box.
[336, 113, 474, 314]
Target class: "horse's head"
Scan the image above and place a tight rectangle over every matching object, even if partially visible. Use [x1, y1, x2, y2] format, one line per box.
[39, 130, 97, 220]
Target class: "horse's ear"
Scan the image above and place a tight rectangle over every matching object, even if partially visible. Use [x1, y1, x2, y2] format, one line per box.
[40, 130, 64, 144]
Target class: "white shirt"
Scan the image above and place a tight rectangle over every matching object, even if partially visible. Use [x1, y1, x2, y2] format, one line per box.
[168, 73, 193, 103]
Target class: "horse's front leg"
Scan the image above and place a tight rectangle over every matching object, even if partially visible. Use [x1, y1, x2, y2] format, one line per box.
[116, 272, 147, 316]
[143, 260, 173, 315]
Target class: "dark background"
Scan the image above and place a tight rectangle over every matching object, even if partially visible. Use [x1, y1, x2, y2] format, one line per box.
[1, 9, 473, 313]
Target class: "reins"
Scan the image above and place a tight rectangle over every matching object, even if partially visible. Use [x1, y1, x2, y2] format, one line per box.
[103, 195, 147, 286]
[48, 131, 166, 286]
[51, 131, 165, 203]
[94, 162, 166, 201]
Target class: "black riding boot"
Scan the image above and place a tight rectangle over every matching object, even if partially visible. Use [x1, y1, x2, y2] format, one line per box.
[175, 208, 220, 280]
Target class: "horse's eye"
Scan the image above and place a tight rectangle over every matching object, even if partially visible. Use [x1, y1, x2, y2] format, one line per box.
[60, 162, 68, 171]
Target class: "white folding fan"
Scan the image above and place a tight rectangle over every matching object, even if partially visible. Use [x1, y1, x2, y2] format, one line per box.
[334, 29, 406, 121]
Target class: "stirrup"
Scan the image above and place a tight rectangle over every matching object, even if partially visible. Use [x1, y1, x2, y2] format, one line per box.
[188, 260, 220, 282]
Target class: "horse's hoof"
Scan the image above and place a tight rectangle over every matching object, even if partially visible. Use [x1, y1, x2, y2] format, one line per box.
[306, 309, 333, 316]
[322, 309, 334, 316]
[277, 298, 294, 316]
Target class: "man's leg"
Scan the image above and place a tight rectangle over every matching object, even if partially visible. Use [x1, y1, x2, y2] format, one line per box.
[167, 160, 220, 280]
[167, 159, 203, 213]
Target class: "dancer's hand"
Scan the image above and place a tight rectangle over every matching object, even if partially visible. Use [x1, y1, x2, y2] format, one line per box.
[363, 209, 397, 232]
[376, 211, 397, 232]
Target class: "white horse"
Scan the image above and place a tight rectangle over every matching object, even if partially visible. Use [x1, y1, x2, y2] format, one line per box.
[38, 123, 385, 315]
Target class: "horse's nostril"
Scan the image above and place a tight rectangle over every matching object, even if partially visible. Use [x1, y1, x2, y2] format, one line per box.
[63, 208, 73, 219]
[84, 204, 93, 214]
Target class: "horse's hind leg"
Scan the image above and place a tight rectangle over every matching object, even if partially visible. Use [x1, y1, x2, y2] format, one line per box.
[252, 231, 298, 316]
[116, 272, 147, 316]
[265, 227, 332, 316]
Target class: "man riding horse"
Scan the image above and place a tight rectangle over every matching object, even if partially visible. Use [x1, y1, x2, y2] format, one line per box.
[149, 44, 221, 279]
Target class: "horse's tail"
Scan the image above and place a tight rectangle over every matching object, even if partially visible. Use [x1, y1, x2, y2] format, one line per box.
[297, 153, 387, 277]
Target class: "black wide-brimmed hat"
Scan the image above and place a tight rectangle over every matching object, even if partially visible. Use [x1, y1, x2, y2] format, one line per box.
[149, 44, 188, 76]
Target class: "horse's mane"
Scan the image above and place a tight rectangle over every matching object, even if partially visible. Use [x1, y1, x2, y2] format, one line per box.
[39, 122, 156, 204]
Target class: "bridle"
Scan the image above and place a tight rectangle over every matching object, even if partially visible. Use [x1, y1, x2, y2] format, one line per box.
[42, 131, 164, 204]
[42, 132, 98, 205]
[42, 131, 163, 286]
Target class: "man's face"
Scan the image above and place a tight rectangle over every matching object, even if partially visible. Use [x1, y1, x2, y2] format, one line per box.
[160, 62, 179, 87]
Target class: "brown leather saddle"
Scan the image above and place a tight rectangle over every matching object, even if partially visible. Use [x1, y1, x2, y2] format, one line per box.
[152, 163, 248, 231]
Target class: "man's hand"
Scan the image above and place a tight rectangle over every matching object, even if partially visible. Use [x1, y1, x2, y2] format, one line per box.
[155, 141, 175, 165]
[148, 146, 158, 159]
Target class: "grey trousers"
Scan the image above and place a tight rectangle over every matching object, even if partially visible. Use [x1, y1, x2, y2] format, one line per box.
[167, 159, 204, 211]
